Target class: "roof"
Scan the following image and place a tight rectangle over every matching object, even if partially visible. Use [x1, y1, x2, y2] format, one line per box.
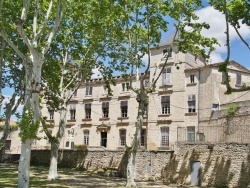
[158, 30, 180, 47]
[0, 119, 17, 126]
[185, 60, 250, 73]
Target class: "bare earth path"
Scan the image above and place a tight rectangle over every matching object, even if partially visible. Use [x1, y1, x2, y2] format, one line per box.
[0, 164, 185, 187]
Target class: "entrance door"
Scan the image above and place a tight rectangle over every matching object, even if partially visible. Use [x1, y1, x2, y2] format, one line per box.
[190, 161, 201, 186]
[101, 132, 107, 147]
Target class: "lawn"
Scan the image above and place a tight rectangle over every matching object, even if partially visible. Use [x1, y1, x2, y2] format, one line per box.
[0, 164, 127, 188]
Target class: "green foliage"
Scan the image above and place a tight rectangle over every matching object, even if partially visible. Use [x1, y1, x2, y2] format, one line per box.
[18, 109, 40, 143]
[225, 104, 239, 116]
[74, 144, 87, 150]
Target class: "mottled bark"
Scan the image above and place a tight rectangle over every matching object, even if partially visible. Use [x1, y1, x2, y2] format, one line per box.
[48, 141, 59, 180]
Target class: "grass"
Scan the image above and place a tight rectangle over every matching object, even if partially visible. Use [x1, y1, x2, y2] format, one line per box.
[0, 164, 127, 188]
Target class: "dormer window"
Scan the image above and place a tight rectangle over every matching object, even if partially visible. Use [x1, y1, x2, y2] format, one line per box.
[236, 73, 241, 85]
[163, 48, 172, 58]
[122, 83, 129, 92]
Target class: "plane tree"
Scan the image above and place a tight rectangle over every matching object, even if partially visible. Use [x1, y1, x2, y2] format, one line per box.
[209, 0, 250, 94]
[101, 0, 217, 186]
[0, 0, 67, 187]
[39, 0, 129, 180]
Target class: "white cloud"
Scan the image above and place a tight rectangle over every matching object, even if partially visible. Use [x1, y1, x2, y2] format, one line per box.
[141, 54, 149, 65]
[91, 68, 102, 79]
[195, 6, 250, 59]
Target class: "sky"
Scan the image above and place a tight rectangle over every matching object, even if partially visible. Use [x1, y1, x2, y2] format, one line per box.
[1, 3, 249, 120]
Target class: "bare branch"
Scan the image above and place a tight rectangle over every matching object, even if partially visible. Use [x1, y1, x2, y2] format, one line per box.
[35, 0, 53, 42]
[0, 30, 26, 60]
[43, 0, 66, 54]
[233, 25, 250, 50]
[21, 0, 31, 21]
[16, 23, 34, 53]
[32, 0, 39, 44]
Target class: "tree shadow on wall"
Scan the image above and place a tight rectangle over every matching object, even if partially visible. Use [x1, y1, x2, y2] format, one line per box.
[208, 156, 233, 187]
[116, 151, 128, 178]
[237, 153, 250, 187]
[162, 149, 201, 185]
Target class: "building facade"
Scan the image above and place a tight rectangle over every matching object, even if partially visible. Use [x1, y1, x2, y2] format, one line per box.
[3, 33, 250, 153]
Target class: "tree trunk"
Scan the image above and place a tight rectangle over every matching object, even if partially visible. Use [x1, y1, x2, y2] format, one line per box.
[18, 52, 43, 188]
[126, 91, 146, 187]
[47, 102, 67, 179]
[18, 139, 32, 188]
[126, 151, 136, 187]
[48, 141, 59, 180]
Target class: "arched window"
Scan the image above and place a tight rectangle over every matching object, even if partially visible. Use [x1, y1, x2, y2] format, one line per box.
[65, 141, 69, 147]
[71, 142, 74, 149]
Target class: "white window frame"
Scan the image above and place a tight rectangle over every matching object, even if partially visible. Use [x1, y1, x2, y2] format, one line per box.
[161, 96, 170, 115]
[83, 130, 89, 145]
[187, 127, 195, 142]
[160, 127, 169, 147]
[122, 82, 130, 92]
[119, 129, 126, 146]
[85, 86, 93, 96]
[85, 103, 92, 119]
[120, 101, 128, 117]
[102, 102, 109, 118]
[162, 67, 171, 85]
[190, 74, 195, 83]
[236, 73, 242, 85]
[188, 95, 196, 113]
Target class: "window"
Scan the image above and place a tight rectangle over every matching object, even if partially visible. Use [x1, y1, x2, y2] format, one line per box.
[49, 109, 54, 120]
[141, 129, 146, 147]
[86, 86, 93, 95]
[188, 95, 196, 112]
[163, 48, 172, 58]
[120, 129, 126, 146]
[102, 102, 109, 118]
[144, 80, 149, 87]
[236, 73, 241, 85]
[103, 86, 108, 95]
[120, 101, 128, 117]
[190, 75, 195, 83]
[77, 72, 82, 81]
[162, 67, 171, 85]
[70, 104, 76, 120]
[65, 141, 69, 147]
[122, 83, 129, 91]
[212, 103, 219, 111]
[68, 130, 74, 137]
[222, 72, 226, 83]
[4, 140, 11, 150]
[85, 103, 91, 119]
[71, 142, 74, 149]
[161, 96, 170, 114]
[161, 127, 169, 146]
[187, 127, 195, 142]
[83, 130, 89, 145]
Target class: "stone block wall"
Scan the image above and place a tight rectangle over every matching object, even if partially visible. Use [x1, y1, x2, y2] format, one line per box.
[31, 149, 173, 180]
[163, 143, 250, 187]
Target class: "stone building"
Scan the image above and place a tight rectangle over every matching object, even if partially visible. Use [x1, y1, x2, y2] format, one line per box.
[3, 32, 250, 153]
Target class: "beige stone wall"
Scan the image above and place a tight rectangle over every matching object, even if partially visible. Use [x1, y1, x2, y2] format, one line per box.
[163, 143, 250, 187]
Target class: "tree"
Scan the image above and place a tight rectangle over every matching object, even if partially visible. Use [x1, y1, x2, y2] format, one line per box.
[101, 0, 217, 186]
[40, 0, 125, 180]
[0, 1, 66, 187]
[209, 0, 250, 94]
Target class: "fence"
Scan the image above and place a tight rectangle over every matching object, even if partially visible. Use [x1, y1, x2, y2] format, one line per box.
[177, 124, 250, 144]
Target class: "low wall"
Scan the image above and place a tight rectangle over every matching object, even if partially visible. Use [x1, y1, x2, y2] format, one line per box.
[163, 143, 250, 187]
[31, 149, 173, 180]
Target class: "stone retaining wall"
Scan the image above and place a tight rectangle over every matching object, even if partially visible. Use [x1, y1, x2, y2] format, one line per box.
[31, 149, 173, 180]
